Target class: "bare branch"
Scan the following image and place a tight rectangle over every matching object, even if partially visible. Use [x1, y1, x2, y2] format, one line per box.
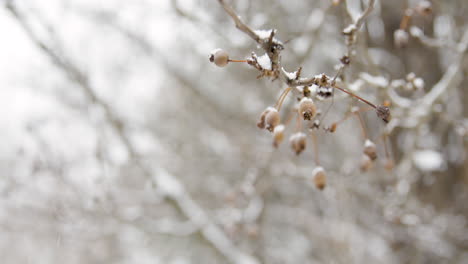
[6, 3, 260, 264]
[355, 0, 375, 29]
[218, 0, 260, 43]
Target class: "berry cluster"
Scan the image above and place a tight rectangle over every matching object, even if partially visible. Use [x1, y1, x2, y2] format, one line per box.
[210, 0, 394, 191]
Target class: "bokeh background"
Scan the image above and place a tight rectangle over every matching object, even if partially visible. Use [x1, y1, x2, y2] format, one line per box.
[0, 0, 467, 263]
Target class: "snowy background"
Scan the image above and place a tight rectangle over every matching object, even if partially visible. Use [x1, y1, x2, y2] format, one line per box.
[0, 0, 467, 263]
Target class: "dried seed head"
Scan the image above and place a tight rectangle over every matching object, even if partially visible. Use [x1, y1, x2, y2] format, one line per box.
[363, 139, 378, 160]
[209, 49, 229, 67]
[360, 154, 373, 172]
[312, 167, 326, 190]
[289, 132, 307, 155]
[376, 105, 391, 123]
[298, 97, 317, 120]
[265, 108, 280, 132]
[416, 1, 432, 16]
[272, 124, 285, 148]
[394, 29, 409, 48]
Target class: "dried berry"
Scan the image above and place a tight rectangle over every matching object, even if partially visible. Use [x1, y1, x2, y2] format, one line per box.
[273, 124, 285, 148]
[209, 49, 229, 67]
[312, 166, 326, 190]
[257, 107, 277, 130]
[265, 108, 280, 132]
[290, 132, 307, 155]
[298, 97, 317, 120]
[363, 139, 377, 160]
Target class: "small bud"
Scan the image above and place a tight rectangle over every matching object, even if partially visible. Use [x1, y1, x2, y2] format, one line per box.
[289, 132, 307, 155]
[272, 124, 285, 148]
[265, 108, 280, 132]
[209, 49, 229, 67]
[303, 86, 311, 97]
[394, 29, 409, 48]
[312, 167, 326, 190]
[363, 139, 378, 160]
[328, 123, 337, 133]
[360, 154, 373, 172]
[298, 97, 317, 120]
[416, 1, 432, 16]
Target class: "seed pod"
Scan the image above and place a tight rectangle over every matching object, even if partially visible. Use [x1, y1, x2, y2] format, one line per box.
[298, 97, 317, 120]
[312, 167, 326, 190]
[265, 108, 280, 132]
[363, 139, 378, 160]
[272, 124, 285, 148]
[209, 49, 229, 67]
[394, 29, 409, 48]
[360, 154, 373, 172]
[289, 132, 307, 155]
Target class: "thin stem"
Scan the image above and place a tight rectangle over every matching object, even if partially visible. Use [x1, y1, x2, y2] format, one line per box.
[333, 85, 377, 109]
[354, 112, 368, 139]
[228, 59, 248, 63]
[275, 87, 292, 111]
[400, 9, 413, 30]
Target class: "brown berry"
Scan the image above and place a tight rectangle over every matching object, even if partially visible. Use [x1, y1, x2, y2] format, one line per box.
[272, 124, 285, 148]
[209, 49, 229, 67]
[298, 97, 317, 120]
[312, 167, 326, 190]
[257, 107, 276, 129]
[289, 132, 307, 155]
[363, 139, 377, 160]
[265, 108, 280, 132]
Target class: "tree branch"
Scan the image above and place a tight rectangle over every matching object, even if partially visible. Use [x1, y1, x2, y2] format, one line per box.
[5, 3, 259, 264]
